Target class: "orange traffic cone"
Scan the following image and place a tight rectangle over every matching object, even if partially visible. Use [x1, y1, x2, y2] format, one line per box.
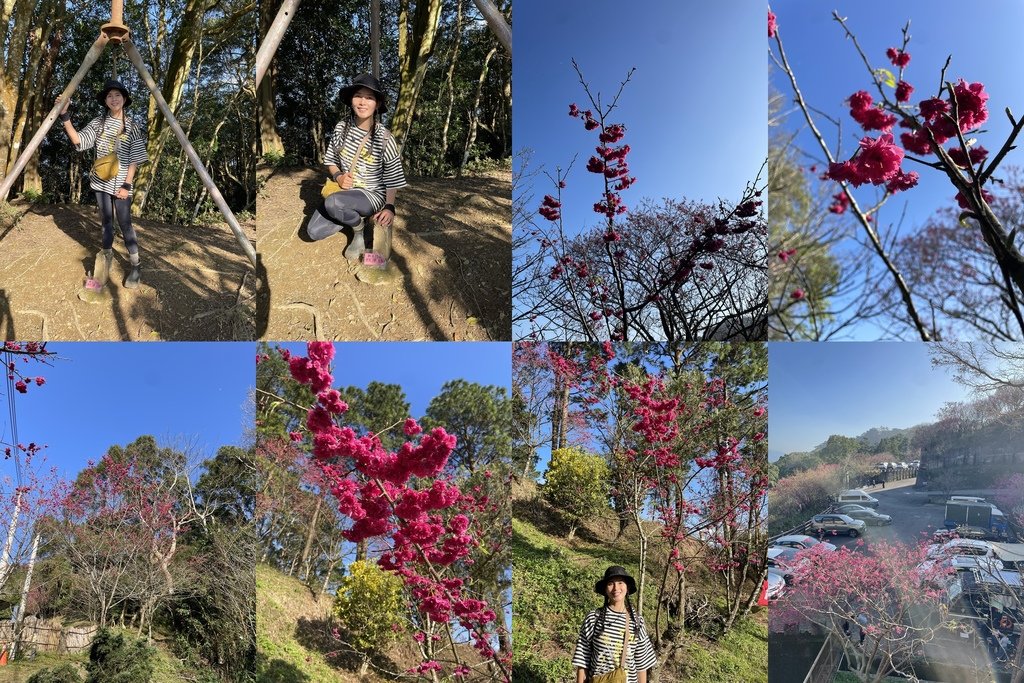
[757, 579, 769, 607]
[0, 648, 9, 665]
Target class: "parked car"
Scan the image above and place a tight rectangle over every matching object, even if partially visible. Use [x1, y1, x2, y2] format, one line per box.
[835, 505, 892, 526]
[835, 490, 880, 509]
[928, 539, 998, 561]
[766, 568, 786, 601]
[771, 535, 837, 552]
[810, 513, 867, 537]
[767, 547, 805, 585]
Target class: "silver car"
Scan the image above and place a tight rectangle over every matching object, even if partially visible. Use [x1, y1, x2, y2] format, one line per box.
[810, 513, 867, 538]
[835, 505, 892, 526]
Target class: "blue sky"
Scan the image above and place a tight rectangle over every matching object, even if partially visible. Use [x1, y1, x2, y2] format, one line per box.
[768, 342, 971, 459]
[272, 342, 512, 416]
[770, 1, 1024, 338]
[514, 0, 766, 227]
[0, 343, 254, 483]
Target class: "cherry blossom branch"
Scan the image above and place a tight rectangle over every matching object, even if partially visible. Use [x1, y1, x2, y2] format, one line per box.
[770, 14, 931, 340]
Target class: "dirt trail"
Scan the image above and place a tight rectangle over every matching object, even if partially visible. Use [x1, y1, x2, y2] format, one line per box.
[256, 166, 511, 341]
[0, 202, 255, 341]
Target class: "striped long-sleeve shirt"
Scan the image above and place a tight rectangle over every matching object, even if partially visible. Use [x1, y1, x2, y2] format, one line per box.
[74, 113, 148, 196]
[572, 608, 657, 683]
[323, 120, 407, 212]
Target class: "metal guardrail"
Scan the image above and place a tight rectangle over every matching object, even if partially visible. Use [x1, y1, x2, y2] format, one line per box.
[802, 632, 842, 683]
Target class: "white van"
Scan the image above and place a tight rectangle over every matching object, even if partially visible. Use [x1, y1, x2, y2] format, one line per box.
[836, 489, 880, 508]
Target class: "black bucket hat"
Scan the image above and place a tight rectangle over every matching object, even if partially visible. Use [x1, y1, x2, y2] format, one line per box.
[595, 565, 637, 595]
[339, 73, 387, 114]
[97, 79, 131, 108]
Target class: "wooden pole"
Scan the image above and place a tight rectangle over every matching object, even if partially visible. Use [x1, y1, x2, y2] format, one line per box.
[101, 0, 131, 43]
[255, 0, 302, 88]
[123, 40, 257, 268]
[470, 0, 510, 56]
[0, 34, 109, 201]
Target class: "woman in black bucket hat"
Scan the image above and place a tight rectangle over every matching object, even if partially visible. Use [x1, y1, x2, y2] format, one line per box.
[58, 78, 149, 289]
[571, 566, 657, 683]
[307, 73, 407, 266]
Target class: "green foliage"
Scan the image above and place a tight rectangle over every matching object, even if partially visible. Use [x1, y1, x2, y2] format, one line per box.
[423, 380, 511, 477]
[338, 381, 411, 452]
[678, 615, 769, 683]
[332, 561, 404, 655]
[541, 447, 610, 537]
[85, 629, 155, 683]
[20, 189, 47, 203]
[26, 663, 84, 683]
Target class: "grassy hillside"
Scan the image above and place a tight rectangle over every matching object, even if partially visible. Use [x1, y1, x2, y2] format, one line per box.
[256, 563, 427, 683]
[512, 485, 768, 683]
[257, 563, 358, 683]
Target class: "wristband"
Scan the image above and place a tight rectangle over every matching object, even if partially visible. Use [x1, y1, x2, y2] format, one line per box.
[332, 170, 344, 181]
[383, 203, 396, 215]
[121, 182, 132, 191]
[59, 112, 71, 123]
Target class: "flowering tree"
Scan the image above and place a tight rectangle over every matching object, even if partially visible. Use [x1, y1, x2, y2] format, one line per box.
[770, 9, 1024, 340]
[514, 63, 767, 342]
[525, 341, 768, 665]
[770, 542, 950, 683]
[283, 342, 509, 681]
[58, 437, 212, 641]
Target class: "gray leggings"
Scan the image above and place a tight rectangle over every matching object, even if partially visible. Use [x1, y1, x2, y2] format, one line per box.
[307, 190, 375, 241]
[96, 191, 138, 254]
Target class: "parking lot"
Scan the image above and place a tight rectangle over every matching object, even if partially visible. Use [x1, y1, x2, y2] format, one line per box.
[776, 480, 1022, 682]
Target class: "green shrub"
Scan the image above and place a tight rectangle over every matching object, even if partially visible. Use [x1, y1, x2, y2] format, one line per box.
[333, 560, 404, 655]
[85, 629, 155, 683]
[26, 663, 83, 683]
[541, 447, 610, 538]
[20, 189, 46, 203]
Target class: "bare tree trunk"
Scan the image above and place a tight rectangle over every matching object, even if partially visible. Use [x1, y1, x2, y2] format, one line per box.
[389, 0, 443, 148]
[437, 0, 463, 174]
[0, 489, 22, 591]
[11, 533, 39, 659]
[134, 0, 208, 214]
[458, 46, 497, 172]
[258, 0, 284, 157]
[370, 0, 380, 78]
[299, 496, 322, 581]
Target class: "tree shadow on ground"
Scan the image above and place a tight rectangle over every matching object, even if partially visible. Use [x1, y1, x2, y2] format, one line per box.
[256, 653, 312, 683]
[259, 166, 509, 341]
[0, 203, 255, 340]
[511, 496, 605, 546]
[293, 616, 401, 677]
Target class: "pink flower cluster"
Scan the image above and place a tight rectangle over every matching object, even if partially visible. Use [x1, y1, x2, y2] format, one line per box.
[768, 11, 777, 38]
[886, 47, 910, 68]
[848, 91, 896, 132]
[568, 102, 635, 218]
[827, 134, 918, 194]
[285, 343, 504, 676]
[538, 194, 561, 222]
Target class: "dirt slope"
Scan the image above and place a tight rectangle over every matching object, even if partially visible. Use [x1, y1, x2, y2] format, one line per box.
[256, 166, 511, 341]
[0, 202, 255, 341]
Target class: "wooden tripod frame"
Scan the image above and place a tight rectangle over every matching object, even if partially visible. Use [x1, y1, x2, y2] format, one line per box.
[0, 3, 257, 268]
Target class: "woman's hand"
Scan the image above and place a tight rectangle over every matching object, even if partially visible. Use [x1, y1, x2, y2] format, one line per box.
[338, 172, 354, 190]
[374, 206, 395, 228]
[114, 188, 130, 200]
[57, 97, 70, 115]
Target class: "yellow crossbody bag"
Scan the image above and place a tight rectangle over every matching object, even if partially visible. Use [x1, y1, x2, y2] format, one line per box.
[321, 129, 371, 199]
[92, 116, 126, 181]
